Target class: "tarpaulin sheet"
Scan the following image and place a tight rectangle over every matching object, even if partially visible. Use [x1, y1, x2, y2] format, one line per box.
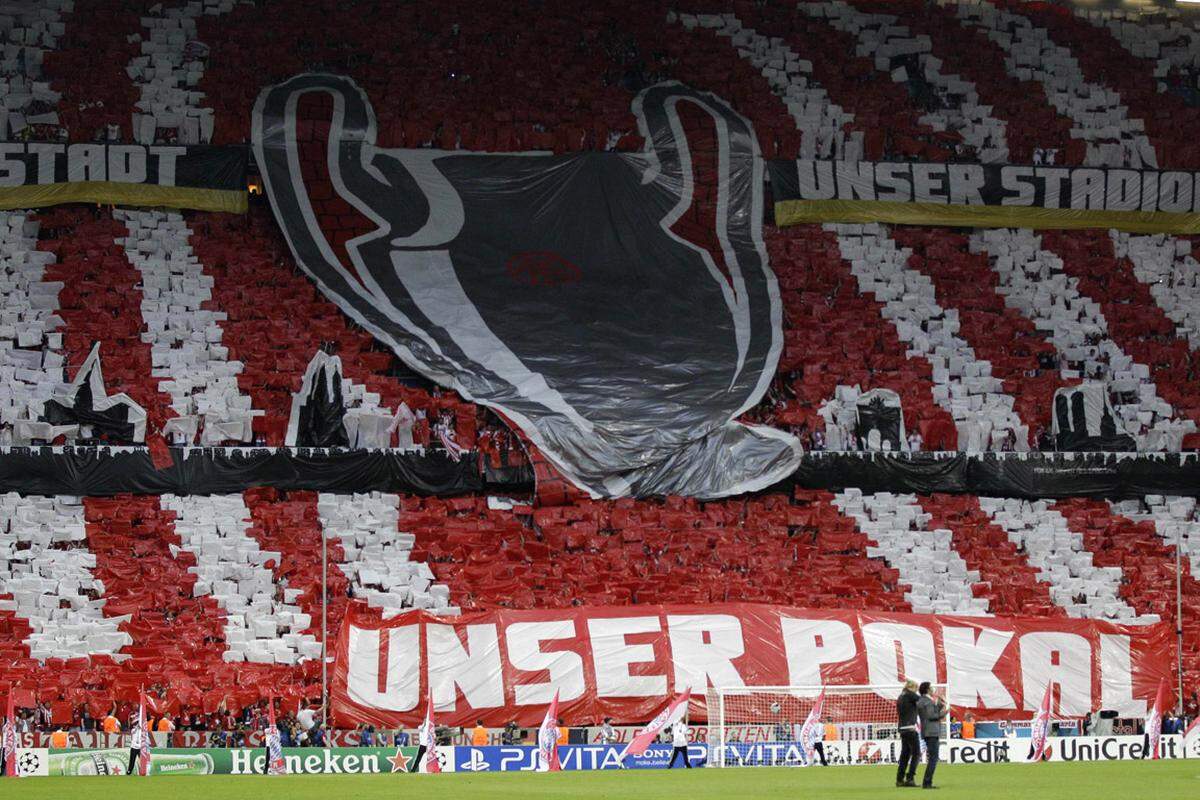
[253, 74, 800, 500]
[331, 603, 1171, 728]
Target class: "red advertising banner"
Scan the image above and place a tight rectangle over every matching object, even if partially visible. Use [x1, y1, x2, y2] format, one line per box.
[331, 603, 1171, 728]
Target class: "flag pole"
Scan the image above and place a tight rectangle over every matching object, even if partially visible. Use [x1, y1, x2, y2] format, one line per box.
[322, 526, 328, 731]
[1177, 526, 1184, 715]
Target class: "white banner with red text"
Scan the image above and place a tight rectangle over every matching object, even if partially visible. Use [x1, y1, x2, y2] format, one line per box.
[331, 604, 1171, 728]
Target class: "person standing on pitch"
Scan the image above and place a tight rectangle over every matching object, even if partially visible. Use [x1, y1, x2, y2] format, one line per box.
[916, 682, 947, 790]
[896, 680, 921, 787]
[667, 719, 691, 768]
[126, 708, 143, 776]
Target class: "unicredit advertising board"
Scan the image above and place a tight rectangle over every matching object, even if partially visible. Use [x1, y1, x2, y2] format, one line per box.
[331, 603, 1170, 727]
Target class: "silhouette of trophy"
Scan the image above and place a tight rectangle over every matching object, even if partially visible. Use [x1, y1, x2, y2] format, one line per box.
[254, 74, 800, 497]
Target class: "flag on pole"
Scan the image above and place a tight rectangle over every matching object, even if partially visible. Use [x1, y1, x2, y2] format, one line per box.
[3, 689, 16, 778]
[264, 697, 287, 775]
[1027, 683, 1052, 763]
[619, 689, 691, 761]
[797, 688, 825, 767]
[417, 686, 440, 773]
[436, 421, 466, 461]
[135, 690, 152, 776]
[536, 690, 561, 772]
[1146, 679, 1168, 760]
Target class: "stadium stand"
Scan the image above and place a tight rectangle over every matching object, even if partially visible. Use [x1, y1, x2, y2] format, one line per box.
[42, 207, 169, 437]
[848, 0, 1075, 165]
[116, 209, 260, 445]
[949, 0, 1157, 168]
[1015, 0, 1190, 167]
[127, 0, 233, 147]
[0, 212, 66, 445]
[814, 0, 1010, 164]
[44, 0, 141, 143]
[833, 489, 987, 616]
[3, 0, 1200, 728]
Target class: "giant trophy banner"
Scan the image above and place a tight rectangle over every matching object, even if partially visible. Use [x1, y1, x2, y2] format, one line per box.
[0, 143, 246, 212]
[253, 74, 801, 499]
[769, 158, 1200, 233]
[331, 603, 1170, 728]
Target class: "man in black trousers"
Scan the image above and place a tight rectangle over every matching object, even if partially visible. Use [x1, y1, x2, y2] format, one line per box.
[916, 682, 948, 789]
[896, 679, 920, 787]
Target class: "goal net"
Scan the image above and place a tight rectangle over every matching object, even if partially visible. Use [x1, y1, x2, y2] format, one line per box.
[706, 684, 949, 767]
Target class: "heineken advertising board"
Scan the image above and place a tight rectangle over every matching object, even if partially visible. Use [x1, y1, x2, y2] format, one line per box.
[13, 746, 433, 777]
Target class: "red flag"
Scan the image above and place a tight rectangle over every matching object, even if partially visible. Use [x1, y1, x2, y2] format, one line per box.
[136, 690, 152, 776]
[1147, 679, 1168, 760]
[798, 688, 826, 767]
[1027, 683, 1052, 763]
[1183, 714, 1200, 757]
[619, 689, 691, 760]
[3, 689, 16, 778]
[417, 686, 440, 773]
[147, 436, 174, 471]
[536, 691, 561, 772]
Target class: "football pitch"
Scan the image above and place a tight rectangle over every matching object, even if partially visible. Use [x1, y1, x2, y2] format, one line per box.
[2, 760, 1198, 800]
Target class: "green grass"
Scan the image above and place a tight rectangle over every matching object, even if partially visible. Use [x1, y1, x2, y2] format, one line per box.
[1, 760, 1198, 800]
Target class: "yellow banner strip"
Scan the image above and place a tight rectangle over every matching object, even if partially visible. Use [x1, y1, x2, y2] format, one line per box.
[0, 182, 247, 214]
[774, 198, 1200, 234]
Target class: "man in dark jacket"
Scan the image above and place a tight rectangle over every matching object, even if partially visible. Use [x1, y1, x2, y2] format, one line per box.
[917, 682, 948, 789]
[896, 680, 921, 787]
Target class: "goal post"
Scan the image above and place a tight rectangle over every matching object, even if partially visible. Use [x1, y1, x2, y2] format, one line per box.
[706, 684, 950, 767]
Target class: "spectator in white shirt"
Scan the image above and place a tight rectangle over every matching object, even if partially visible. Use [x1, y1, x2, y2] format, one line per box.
[296, 704, 321, 743]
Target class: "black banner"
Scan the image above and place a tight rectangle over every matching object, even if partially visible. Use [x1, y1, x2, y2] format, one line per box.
[783, 451, 1200, 500]
[0, 447, 480, 496]
[0, 447, 1198, 501]
[0, 142, 247, 212]
[769, 159, 1200, 233]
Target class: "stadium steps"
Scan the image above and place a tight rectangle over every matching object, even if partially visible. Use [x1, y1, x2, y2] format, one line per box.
[42, 0, 141, 142]
[890, 226, 1066, 443]
[833, 490, 985, 616]
[979, 497, 1148, 623]
[766, 225, 957, 446]
[1111, 231, 1200, 354]
[1057, 498, 1200, 627]
[918, 493, 1063, 618]
[1011, 0, 1195, 168]
[43, 207, 171, 435]
[1042, 229, 1200, 435]
[728, 0, 944, 160]
[190, 206, 478, 447]
[244, 488, 349, 641]
[845, 0, 1076, 165]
